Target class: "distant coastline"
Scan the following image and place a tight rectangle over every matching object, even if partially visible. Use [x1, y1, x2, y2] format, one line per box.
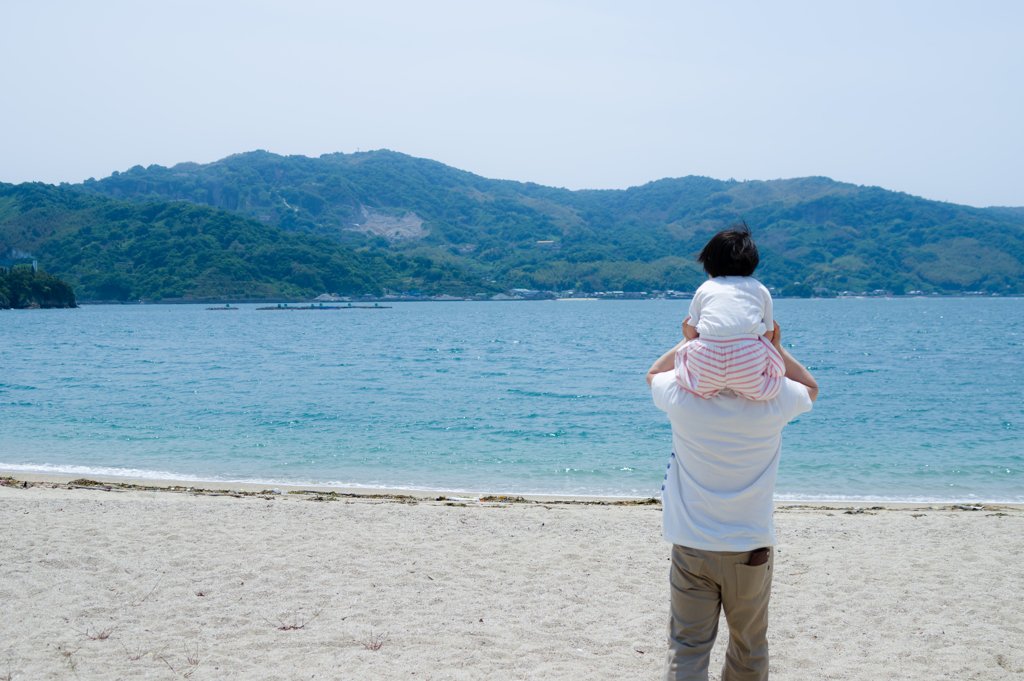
[72, 291, 1024, 305]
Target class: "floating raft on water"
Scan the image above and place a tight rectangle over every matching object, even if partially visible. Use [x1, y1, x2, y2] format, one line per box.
[256, 303, 390, 310]
[207, 305, 239, 310]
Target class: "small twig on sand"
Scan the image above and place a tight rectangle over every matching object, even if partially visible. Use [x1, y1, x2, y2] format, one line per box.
[260, 601, 328, 631]
[130, 579, 162, 607]
[155, 652, 177, 674]
[56, 644, 82, 674]
[153, 644, 201, 678]
[360, 630, 390, 651]
[118, 639, 147, 661]
[82, 626, 115, 640]
[184, 642, 200, 666]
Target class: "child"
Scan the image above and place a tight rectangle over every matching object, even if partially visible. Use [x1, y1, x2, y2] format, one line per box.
[675, 222, 785, 400]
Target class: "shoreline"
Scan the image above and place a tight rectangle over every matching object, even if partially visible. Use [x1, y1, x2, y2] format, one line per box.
[4, 470, 1022, 509]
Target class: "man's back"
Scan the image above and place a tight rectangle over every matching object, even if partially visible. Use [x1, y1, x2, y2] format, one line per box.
[652, 374, 813, 551]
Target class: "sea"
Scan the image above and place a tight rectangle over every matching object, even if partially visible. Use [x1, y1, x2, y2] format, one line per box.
[1, 298, 1021, 503]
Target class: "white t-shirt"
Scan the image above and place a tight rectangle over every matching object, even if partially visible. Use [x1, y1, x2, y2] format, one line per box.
[688, 276, 773, 337]
[651, 371, 812, 551]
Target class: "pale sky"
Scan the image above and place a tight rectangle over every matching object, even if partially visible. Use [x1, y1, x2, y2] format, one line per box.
[2, 0, 1022, 207]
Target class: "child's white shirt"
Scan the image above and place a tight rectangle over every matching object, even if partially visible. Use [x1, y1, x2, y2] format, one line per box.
[688, 276, 773, 337]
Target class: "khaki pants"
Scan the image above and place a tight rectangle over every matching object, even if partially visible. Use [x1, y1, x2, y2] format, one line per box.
[664, 544, 773, 681]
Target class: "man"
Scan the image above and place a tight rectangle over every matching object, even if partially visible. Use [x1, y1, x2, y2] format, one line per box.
[647, 320, 818, 681]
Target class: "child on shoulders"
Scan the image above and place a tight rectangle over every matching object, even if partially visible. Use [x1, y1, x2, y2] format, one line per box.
[675, 223, 785, 401]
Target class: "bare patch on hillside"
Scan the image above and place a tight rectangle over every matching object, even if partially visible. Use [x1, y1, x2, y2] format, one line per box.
[347, 207, 427, 241]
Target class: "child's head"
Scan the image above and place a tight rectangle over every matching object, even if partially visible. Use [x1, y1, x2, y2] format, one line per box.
[696, 222, 759, 277]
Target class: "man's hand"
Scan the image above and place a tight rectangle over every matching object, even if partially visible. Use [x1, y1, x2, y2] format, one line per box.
[683, 316, 699, 341]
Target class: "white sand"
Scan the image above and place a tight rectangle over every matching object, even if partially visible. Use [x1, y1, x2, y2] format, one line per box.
[1, 477, 1023, 680]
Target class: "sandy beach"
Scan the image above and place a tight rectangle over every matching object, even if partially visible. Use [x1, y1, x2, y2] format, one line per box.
[2, 474, 1023, 680]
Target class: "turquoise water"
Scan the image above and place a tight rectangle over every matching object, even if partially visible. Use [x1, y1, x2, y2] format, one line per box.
[1, 299, 1021, 502]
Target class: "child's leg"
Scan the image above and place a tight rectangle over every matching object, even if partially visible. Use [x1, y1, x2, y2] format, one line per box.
[732, 372, 784, 401]
[729, 338, 786, 401]
[674, 340, 723, 399]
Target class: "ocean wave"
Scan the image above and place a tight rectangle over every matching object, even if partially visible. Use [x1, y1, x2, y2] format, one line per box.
[0, 461, 212, 482]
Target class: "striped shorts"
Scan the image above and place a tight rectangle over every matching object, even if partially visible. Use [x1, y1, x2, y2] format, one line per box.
[674, 335, 786, 401]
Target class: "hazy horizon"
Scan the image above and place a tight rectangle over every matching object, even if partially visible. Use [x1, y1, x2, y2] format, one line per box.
[2, 0, 1021, 209]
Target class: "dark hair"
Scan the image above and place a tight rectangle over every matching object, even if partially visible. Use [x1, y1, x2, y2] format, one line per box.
[696, 221, 760, 277]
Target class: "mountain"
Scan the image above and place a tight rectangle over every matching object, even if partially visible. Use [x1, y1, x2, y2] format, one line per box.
[69, 150, 1024, 295]
[2, 150, 1022, 299]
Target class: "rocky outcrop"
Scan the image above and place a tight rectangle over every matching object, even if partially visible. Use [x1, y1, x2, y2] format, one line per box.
[0, 269, 77, 309]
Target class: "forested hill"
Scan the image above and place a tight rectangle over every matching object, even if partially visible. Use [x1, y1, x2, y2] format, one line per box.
[0, 183, 404, 300]
[68, 150, 1024, 295]
[2, 151, 1022, 300]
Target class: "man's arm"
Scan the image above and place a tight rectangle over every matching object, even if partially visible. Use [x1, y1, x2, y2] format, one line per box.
[769, 321, 819, 402]
[761, 285, 775, 343]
